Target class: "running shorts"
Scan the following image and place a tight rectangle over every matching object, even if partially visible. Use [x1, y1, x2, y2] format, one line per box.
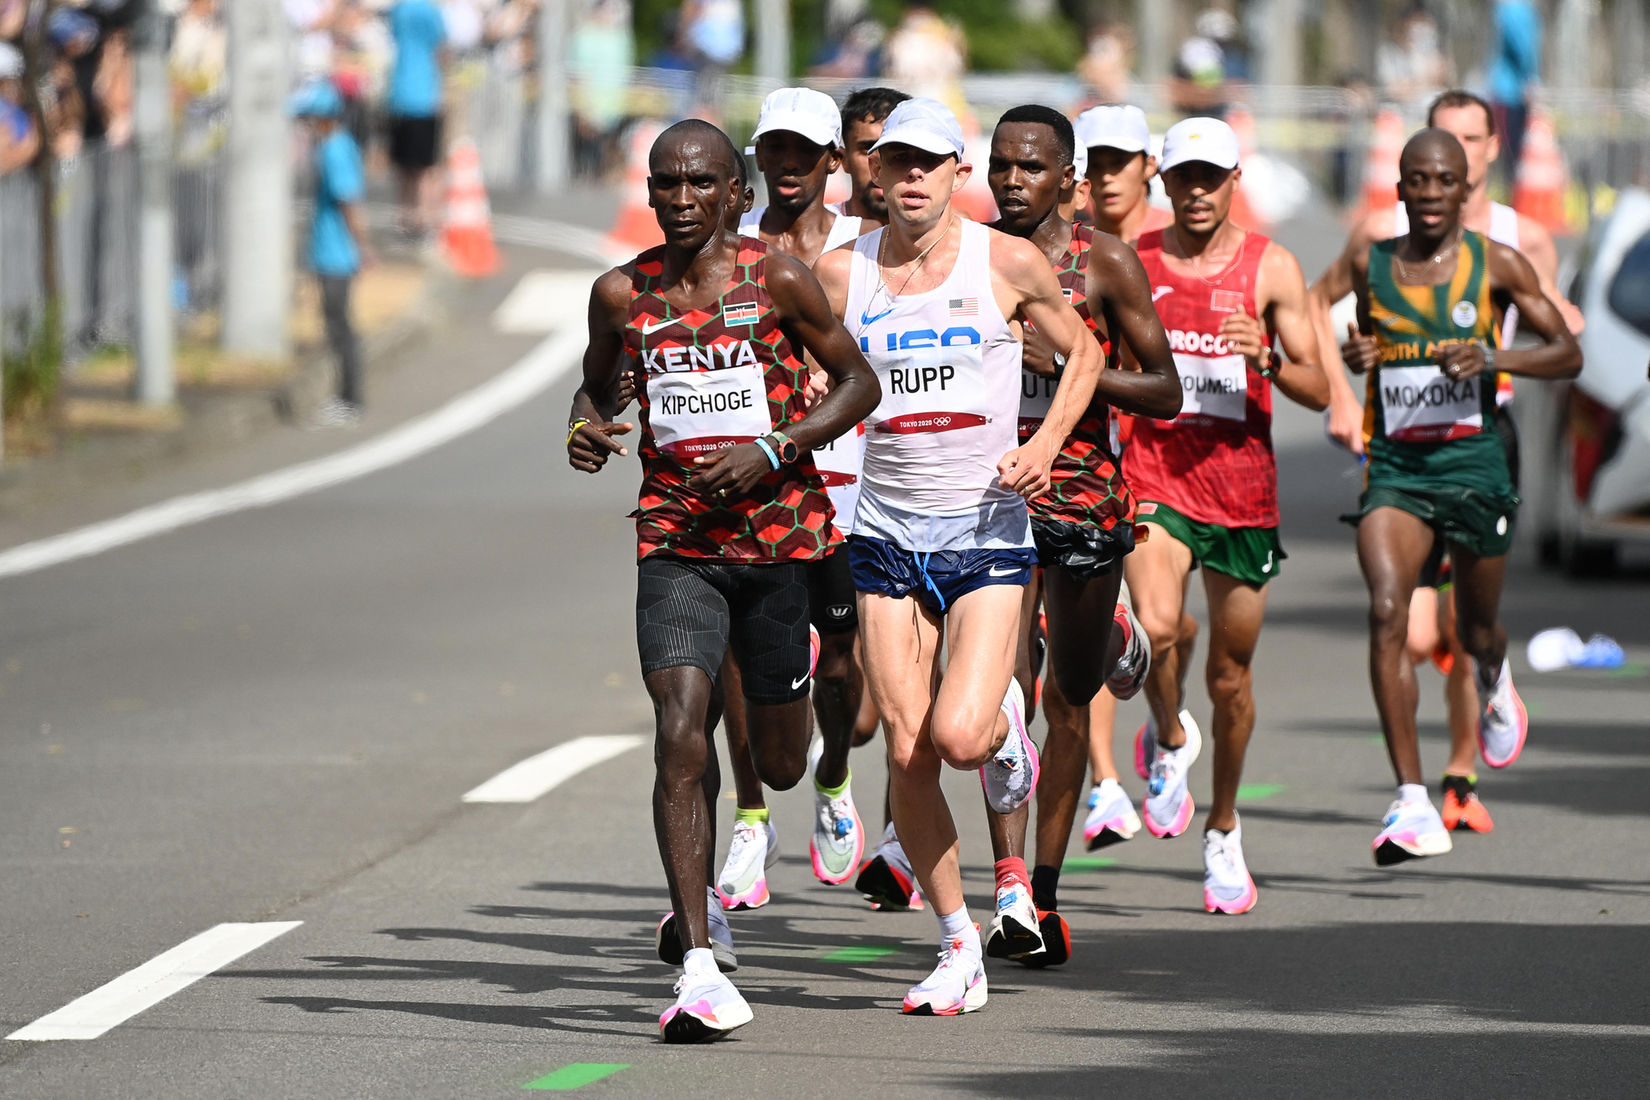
[1031, 517, 1134, 582]
[388, 114, 442, 171]
[808, 547, 858, 635]
[1138, 501, 1285, 587]
[848, 535, 1035, 616]
[1417, 407, 1519, 585]
[636, 556, 812, 705]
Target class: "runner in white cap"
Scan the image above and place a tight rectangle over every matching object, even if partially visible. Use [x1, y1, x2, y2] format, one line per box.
[1075, 105, 1173, 243]
[813, 97, 1104, 1015]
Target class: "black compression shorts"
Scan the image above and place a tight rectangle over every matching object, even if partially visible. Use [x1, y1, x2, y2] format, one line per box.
[636, 556, 813, 705]
[807, 548, 858, 634]
[1031, 518, 1135, 582]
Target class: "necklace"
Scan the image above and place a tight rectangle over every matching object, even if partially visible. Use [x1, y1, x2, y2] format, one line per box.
[1394, 230, 1463, 283]
[872, 212, 955, 306]
[1167, 225, 1245, 288]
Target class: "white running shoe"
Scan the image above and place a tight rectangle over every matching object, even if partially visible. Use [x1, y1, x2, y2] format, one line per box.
[1475, 658, 1528, 769]
[1203, 817, 1258, 914]
[810, 777, 865, 885]
[856, 822, 924, 911]
[902, 932, 988, 1015]
[981, 678, 1040, 814]
[1142, 710, 1202, 839]
[659, 967, 753, 1042]
[1372, 798, 1453, 866]
[1083, 777, 1142, 849]
[656, 888, 738, 972]
[984, 881, 1045, 960]
[1106, 603, 1150, 701]
[717, 818, 779, 910]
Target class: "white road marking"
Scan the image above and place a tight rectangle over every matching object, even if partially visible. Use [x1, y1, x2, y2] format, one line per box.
[492, 269, 604, 334]
[7, 921, 302, 1041]
[462, 734, 648, 804]
[0, 324, 586, 581]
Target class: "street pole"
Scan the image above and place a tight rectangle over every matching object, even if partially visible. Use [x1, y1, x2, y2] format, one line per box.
[132, 0, 174, 405]
[1137, 0, 1170, 86]
[536, 0, 569, 191]
[1257, 0, 1303, 89]
[222, 0, 292, 360]
[754, 0, 789, 91]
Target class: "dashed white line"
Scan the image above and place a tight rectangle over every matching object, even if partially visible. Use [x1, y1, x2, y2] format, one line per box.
[7, 921, 302, 1041]
[462, 734, 649, 804]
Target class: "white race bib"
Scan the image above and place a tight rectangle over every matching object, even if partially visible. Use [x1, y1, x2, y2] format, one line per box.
[1018, 368, 1057, 436]
[1175, 352, 1247, 422]
[1379, 364, 1483, 442]
[647, 363, 771, 459]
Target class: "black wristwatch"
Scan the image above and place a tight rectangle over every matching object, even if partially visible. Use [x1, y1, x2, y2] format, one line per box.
[764, 431, 800, 465]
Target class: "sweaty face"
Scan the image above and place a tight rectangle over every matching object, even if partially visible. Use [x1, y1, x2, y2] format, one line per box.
[987, 123, 1071, 235]
[754, 130, 839, 215]
[842, 116, 888, 217]
[1397, 142, 1468, 240]
[873, 144, 963, 229]
[1086, 146, 1154, 222]
[1430, 104, 1498, 192]
[648, 139, 740, 249]
[1160, 161, 1238, 235]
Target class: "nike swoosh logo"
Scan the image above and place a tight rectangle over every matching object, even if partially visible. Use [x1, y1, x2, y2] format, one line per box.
[1152, 286, 1175, 302]
[987, 563, 1021, 577]
[1261, 551, 1274, 574]
[641, 317, 676, 334]
[859, 305, 896, 327]
[791, 673, 811, 690]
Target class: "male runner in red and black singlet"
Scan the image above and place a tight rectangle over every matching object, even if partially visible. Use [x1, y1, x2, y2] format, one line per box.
[1125, 118, 1329, 915]
[980, 104, 1180, 966]
[567, 120, 879, 1042]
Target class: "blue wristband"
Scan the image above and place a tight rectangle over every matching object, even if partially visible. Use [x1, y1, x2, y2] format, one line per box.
[753, 436, 781, 470]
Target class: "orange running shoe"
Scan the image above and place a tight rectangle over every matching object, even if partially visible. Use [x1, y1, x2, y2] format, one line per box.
[1440, 774, 1494, 833]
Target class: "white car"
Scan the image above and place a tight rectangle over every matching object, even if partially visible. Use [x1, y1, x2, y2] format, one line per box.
[1519, 188, 1650, 574]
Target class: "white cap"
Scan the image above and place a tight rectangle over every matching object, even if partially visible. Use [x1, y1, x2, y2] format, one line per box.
[870, 97, 966, 158]
[1074, 105, 1151, 155]
[1158, 117, 1241, 172]
[1071, 141, 1087, 178]
[0, 42, 22, 81]
[752, 87, 842, 150]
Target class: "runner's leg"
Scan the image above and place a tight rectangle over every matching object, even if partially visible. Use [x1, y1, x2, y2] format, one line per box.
[1445, 545, 1510, 680]
[1439, 590, 1479, 775]
[1088, 688, 1120, 781]
[1357, 507, 1438, 786]
[720, 655, 767, 812]
[1125, 526, 1195, 749]
[1200, 570, 1268, 833]
[648, 666, 721, 954]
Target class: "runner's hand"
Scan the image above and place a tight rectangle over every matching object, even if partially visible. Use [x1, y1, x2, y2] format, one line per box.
[1019, 323, 1061, 378]
[1219, 310, 1268, 373]
[1326, 391, 1365, 456]
[998, 440, 1054, 500]
[804, 367, 830, 407]
[1435, 341, 1488, 381]
[615, 367, 640, 410]
[567, 418, 632, 472]
[689, 442, 771, 500]
[1341, 322, 1379, 375]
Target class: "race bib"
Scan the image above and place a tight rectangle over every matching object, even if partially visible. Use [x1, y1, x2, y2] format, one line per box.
[1175, 352, 1247, 422]
[647, 362, 771, 459]
[871, 340, 990, 436]
[1379, 364, 1482, 442]
[1018, 368, 1057, 437]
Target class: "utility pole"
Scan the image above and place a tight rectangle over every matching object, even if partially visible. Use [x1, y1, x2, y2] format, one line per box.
[1137, 0, 1171, 85]
[1257, 0, 1303, 89]
[131, 0, 174, 405]
[222, 0, 292, 360]
[536, 0, 569, 191]
[754, 0, 789, 90]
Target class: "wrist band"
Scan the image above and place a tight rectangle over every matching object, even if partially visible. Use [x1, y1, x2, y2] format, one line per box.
[753, 436, 781, 470]
[566, 417, 591, 446]
[1259, 350, 1281, 379]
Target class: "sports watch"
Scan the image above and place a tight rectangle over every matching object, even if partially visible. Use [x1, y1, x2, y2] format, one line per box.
[763, 431, 800, 466]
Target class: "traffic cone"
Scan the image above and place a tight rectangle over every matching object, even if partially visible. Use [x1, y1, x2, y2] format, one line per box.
[442, 137, 499, 278]
[604, 120, 666, 256]
[1226, 104, 1266, 230]
[1512, 108, 1572, 235]
[1360, 107, 1406, 218]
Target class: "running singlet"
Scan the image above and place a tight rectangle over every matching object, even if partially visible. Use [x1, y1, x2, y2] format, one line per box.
[623, 240, 837, 562]
[739, 208, 865, 254]
[1394, 201, 1518, 404]
[811, 421, 866, 533]
[1363, 231, 1501, 466]
[844, 219, 1030, 551]
[1016, 223, 1133, 532]
[1129, 229, 1279, 529]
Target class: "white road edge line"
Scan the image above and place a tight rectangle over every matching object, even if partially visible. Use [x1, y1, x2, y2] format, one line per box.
[0, 324, 586, 581]
[7, 921, 302, 1041]
[462, 734, 649, 804]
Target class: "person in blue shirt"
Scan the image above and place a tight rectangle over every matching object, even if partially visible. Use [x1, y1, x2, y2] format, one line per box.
[291, 80, 372, 426]
[1489, 0, 1541, 190]
[385, 0, 447, 238]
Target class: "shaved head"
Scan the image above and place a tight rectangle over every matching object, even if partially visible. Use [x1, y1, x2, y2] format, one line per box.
[652, 119, 743, 183]
[1400, 128, 1467, 177]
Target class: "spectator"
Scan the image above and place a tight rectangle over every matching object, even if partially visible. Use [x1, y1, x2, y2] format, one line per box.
[881, 6, 968, 123]
[1078, 22, 1134, 107]
[290, 79, 371, 427]
[1169, 8, 1240, 118]
[286, 0, 340, 82]
[809, 18, 884, 81]
[1376, 3, 1450, 119]
[568, 0, 632, 179]
[95, 27, 133, 146]
[0, 41, 39, 177]
[331, 0, 392, 154]
[0, 0, 24, 41]
[681, 0, 742, 117]
[171, 0, 228, 108]
[1489, 0, 1542, 190]
[385, 0, 447, 239]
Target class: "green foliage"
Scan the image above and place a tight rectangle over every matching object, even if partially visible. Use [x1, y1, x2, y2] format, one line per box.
[2, 302, 63, 423]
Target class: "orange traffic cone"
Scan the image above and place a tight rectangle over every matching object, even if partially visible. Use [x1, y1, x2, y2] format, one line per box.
[604, 120, 666, 256]
[1512, 108, 1571, 235]
[1360, 107, 1406, 219]
[1225, 104, 1266, 230]
[442, 137, 499, 278]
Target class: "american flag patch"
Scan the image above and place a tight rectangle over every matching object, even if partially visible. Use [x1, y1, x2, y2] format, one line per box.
[722, 301, 760, 325]
[948, 297, 978, 317]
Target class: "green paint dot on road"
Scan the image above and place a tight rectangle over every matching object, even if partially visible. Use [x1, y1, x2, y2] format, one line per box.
[1606, 662, 1648, 679]
[822, 944, 899, 964]
[1236, 783, 1284, 802]
[1063, 856, 1116, 872]
[524, 1064, 629, 1091]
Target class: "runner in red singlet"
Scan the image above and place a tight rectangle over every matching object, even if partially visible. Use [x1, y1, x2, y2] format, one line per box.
[1125, 118, 1329, 915]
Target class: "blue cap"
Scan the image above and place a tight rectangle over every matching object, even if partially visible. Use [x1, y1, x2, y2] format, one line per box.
[288, 81, 344, 120]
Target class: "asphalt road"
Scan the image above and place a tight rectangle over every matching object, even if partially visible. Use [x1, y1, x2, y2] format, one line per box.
[1, 198, 1646, 1098]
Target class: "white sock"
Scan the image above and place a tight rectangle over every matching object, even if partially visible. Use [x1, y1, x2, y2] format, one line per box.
[1398, 783, 1428, 805]
[1096, 776, 1121, 795]
[937, 906, 978, 951]
[683, 946, 718, 976]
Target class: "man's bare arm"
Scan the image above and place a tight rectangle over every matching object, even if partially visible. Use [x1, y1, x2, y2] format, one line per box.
[1482, 241, 1581, 378]
[764, 251, 880, 451]
[566, 268, 635, 472]
[1257, 244, 1330, 410]
[1086, 233, 1181, 419]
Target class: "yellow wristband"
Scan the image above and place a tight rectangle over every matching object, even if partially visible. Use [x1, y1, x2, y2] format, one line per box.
[566, 417, 592, 446]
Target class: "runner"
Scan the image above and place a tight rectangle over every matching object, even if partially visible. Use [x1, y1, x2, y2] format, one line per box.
[831, 87, 912, 225]
[1338, 128, 1579, 864]
[979, 105, 1181, 965]
[714, 86, 873, 909]
[1125, 118, 1330, 913]
[812, 97, 1105, 1014]
[1311, 89, 1583, 831]
[566, 119, 879, 1041]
